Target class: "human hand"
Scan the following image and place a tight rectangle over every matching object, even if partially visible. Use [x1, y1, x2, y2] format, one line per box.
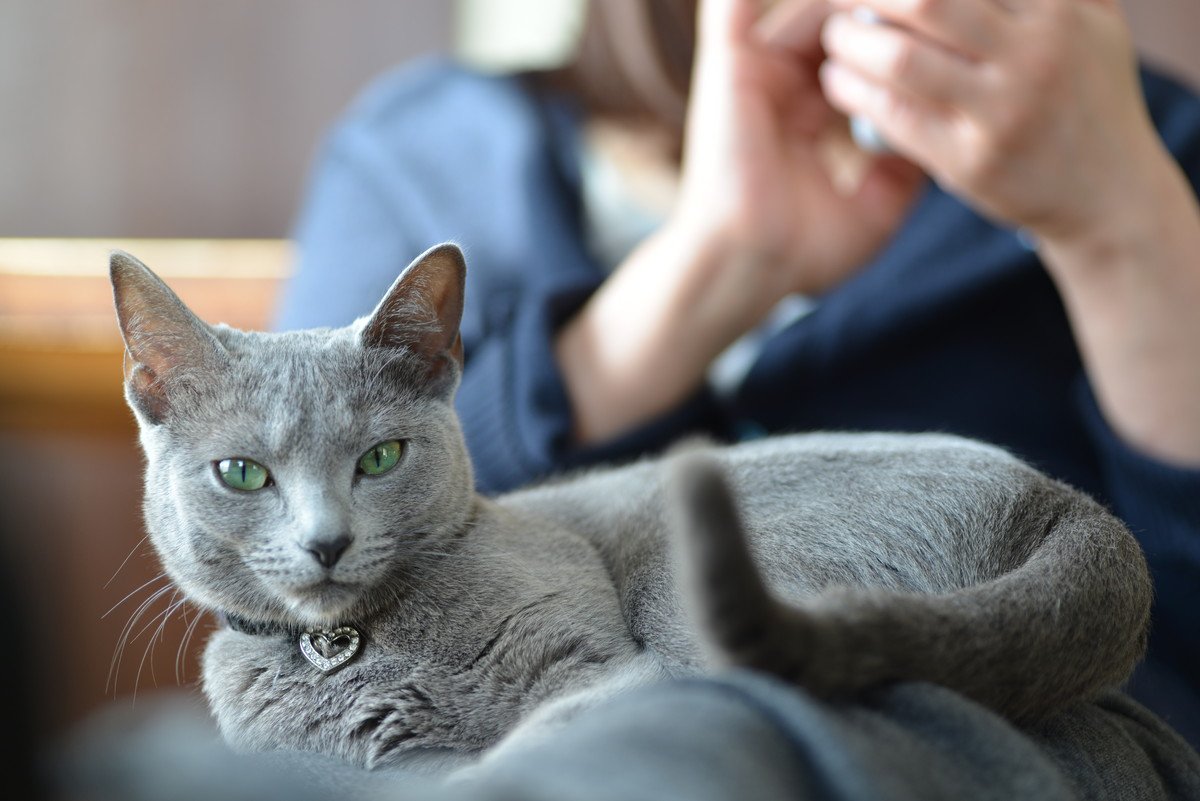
[819, 0, 1200, 465]
[818, 0, 1161, 248]
[670, 0, 923, 307]
[557, 0, 926, 444]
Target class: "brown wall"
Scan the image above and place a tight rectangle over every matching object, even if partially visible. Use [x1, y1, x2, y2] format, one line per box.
[0, 239, 290, 735]
[0, 426, 182, 732]
[0, 0, 452, 238]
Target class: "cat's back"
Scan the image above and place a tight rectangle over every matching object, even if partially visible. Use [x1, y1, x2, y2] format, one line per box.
[508, 429, 1030, 495]
[500, 431, 1114, 677]
[503, 431, 1070, 601]
[503, 431, 1043, 544]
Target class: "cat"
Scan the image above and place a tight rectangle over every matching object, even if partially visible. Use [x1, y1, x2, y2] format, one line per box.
[110, 243, 1151, 772]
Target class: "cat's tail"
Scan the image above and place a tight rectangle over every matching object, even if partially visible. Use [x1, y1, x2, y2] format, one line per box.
[666, 450, 1152, 723]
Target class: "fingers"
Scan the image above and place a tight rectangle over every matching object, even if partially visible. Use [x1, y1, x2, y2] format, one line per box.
[828, 0, 1012, 59]
[816, 0, 1020, 172]
[822, 11, 979, 107]
[699, 0, 765, 46]
[818, 5, 980, 167]
[756, 0, 831, 59]
[819, 60, 958, 169]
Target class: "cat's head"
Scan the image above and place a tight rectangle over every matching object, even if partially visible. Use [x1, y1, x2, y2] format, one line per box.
[110, 244, 474, 627]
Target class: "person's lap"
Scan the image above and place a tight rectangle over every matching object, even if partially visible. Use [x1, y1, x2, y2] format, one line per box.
[64, 671, 1200, 801]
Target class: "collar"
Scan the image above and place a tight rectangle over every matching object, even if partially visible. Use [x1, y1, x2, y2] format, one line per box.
[217, 611, 307, 638]
[217, 612, 367, 674]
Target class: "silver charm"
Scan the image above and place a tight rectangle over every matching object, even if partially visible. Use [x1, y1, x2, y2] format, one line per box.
[299, 626, 362, 674]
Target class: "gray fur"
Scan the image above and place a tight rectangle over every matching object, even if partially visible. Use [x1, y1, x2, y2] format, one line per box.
[110, 245, 1152, 771]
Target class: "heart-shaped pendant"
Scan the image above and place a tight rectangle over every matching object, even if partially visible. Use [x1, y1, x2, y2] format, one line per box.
[298, 625, 362, 674]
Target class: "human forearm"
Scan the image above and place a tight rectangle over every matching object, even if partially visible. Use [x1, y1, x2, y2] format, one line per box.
[1039, 143, 1200, 466]
[555, 222, 782, 444]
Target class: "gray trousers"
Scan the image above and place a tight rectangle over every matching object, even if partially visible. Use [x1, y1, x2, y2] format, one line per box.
[66, 672, 1200, 801]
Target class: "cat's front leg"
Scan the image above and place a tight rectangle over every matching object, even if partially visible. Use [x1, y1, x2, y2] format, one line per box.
[201, 629, 373, 764]
[202, 630, 477, 771]
[201, 628, 348, 753]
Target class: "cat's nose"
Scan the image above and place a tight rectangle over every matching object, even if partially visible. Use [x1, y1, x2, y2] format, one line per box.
[304, 534, 352, 568]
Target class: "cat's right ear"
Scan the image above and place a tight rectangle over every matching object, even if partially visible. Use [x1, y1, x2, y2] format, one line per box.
[110, 251, 227, 424]
[361, 243, 466, 396]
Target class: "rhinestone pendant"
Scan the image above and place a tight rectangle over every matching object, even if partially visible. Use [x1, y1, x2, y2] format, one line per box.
[299, 626, 361, 674]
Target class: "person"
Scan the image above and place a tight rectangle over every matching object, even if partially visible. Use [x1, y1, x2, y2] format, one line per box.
[277, 0, 1200, 748]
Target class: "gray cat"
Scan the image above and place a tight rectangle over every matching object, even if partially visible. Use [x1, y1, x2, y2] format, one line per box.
[110, 244, 1151, 772]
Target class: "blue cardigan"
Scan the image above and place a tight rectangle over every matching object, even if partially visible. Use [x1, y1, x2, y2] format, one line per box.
[277, 58, 1200, 746]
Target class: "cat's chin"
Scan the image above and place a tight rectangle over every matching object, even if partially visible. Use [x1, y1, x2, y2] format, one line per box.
[282, 580, 364, 625]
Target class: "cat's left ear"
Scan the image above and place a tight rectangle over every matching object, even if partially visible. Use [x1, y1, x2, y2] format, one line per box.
[110, 250, 228, 423]
[361, 243, 466, 394]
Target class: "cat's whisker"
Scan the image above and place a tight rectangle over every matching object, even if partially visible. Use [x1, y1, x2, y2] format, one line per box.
[154, 595, 191, 685]
[174, 604, 193, 684]
[108, 581, 174, 694]
[393, 549, 459, 560]
[129, 588, 182, 644]
[176, 607, 208, 684]
[110, 583, 172, 676]
[103, 571, 169, 619]
[104, 535, 151, 589]
[129, 592, 178, 697]
[135, 591, 187, 698]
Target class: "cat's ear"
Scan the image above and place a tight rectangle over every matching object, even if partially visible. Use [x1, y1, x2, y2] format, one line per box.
[109, 250, 227, 424]
[361, 243, 466, 393]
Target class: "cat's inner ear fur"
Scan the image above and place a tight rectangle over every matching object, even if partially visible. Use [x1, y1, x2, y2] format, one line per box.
[361, 243, 466, 392]
[109, 250, 228, 424]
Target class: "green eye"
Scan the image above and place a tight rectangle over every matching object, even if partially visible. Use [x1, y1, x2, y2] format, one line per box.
[358, 440, 403, 476]
[216, 458, 271, 491]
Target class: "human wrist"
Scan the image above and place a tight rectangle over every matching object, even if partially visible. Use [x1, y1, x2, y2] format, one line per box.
[1035, 138, 1187, 280]
[653, 214, 794, 337]
[1036, 142, 1200, 466]
[554, 224, 753, 444]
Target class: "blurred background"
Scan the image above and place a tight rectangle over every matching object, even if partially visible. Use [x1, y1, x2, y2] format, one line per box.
[0, 0, 1198, 744]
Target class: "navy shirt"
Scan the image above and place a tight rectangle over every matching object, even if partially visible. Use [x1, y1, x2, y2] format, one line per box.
[278, 58, 1200, 747]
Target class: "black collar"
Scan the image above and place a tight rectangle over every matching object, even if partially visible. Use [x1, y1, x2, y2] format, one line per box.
[217, 611, 307, 638]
